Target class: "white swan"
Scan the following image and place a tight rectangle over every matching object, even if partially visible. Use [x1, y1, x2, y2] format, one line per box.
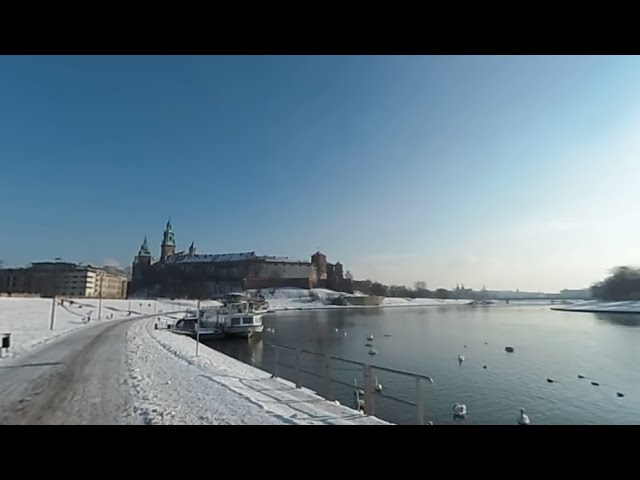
[518, 408, 530, 425]
[458, 354, 465, 366]
[335, 328, 339, 332]
[367, 334, 374, 341]
[374, 376, 383, 392]
[453, 403, 467, 416]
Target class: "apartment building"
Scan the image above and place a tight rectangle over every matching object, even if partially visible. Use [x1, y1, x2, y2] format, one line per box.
[0, 261, 128, 298]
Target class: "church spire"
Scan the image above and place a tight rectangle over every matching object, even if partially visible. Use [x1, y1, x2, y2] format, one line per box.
[162, 219, 176, 247]
[138, 235, 150, 256]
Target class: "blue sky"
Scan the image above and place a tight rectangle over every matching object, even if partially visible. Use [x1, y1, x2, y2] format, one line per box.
[2, 55, 640, 291]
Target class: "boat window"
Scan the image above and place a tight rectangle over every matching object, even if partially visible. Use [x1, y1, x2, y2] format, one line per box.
[232, 318, 241, 326]
[243, 317, 253, 325]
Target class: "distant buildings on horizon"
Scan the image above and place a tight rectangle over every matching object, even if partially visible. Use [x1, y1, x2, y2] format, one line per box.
[477, 288, 591, 300]
[0, 220, 593, 301]
[0, 261, 128, 299]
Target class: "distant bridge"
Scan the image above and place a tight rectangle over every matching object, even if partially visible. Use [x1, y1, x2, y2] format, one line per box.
[485, 298, 587, 303]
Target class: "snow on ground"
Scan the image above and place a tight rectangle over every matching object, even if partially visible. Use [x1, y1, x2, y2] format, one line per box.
[0, 297, 153, 360]
[126, 316, 389, 425]
[380, 297, 472, 307]
[552, 300, 640, 314]
[250, 287, 471, 311]
[148, 289, 471, 314]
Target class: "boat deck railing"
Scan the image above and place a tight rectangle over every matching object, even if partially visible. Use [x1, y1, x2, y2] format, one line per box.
[270, 342, 432, 425]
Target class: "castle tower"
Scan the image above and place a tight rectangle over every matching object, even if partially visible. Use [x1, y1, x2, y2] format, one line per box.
[132, 235, 152, 282]
[334, 261, 344, 279]
[160, 219, 176, 261]
[188, 241, 196, 256]
[311, 250, 327, 281]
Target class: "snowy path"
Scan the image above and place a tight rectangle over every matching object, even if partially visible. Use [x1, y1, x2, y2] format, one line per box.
[0, 313, 163, 425]
[0, 300, 389, 425]
[127, 318, 389, 425]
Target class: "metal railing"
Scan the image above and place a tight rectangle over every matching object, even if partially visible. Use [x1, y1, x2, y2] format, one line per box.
[270, 342, 432, 425]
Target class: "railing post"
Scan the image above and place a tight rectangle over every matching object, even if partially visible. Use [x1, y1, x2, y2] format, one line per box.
[368, 365, 376, 416]
[273, 345, 279, 378]
[416, 376, 424, 425]
[363, 365, 373, 415]
[296, 347, 302, 388]
[325, 354, 334, 401]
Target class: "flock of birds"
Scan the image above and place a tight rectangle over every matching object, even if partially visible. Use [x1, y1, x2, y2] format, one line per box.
[447, 342, 627, 425]
[452, 348, 532, 425]
[348, 338, 628, 425]
[349, 330, 391, 413]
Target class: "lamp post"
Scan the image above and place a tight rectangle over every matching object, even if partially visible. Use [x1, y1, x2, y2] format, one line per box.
[50, 296, 56, 330]
[195, 298, 201, 357]
[98, 273, 103, 320]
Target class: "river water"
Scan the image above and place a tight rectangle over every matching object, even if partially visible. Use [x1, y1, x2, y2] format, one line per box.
[206, 304, 640, 425]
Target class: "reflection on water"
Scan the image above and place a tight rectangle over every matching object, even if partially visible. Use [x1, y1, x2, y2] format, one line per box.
[207, 305, 640, 425]
[249, 336, 263, 364]
[594, 312, 640, 327]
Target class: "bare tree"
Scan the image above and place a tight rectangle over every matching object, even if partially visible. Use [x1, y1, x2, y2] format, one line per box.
[414, 281, 427, 291]
[345, 270, 354, 281]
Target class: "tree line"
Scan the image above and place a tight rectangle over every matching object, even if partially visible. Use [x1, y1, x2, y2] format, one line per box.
[591, 266, 640, 301]
[352, 280, 463, 299]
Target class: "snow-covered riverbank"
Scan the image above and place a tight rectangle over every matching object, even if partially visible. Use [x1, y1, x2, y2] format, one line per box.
[0, 297, 155, 360]
[1, 297, 387, 424]
[152, 288, 471, 312]
[126, 316, 389, 425]
[260, 287, 471, 311]
[552, 300, 640, 314]
[0, 289, 468, 361]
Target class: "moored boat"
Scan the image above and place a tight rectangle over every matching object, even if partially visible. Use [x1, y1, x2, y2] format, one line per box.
[202, 294, 264, 338]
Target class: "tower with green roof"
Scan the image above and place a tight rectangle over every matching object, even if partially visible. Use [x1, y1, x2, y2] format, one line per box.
[160, 219, 176, 261]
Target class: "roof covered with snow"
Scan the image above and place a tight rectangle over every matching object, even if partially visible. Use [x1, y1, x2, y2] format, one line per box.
[163, 252, 311, 265]
[164, 252, 257, 264]
[261, 256, 310, 264]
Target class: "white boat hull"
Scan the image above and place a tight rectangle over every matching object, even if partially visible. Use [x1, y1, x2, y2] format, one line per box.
[223, 324, 264, 338]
